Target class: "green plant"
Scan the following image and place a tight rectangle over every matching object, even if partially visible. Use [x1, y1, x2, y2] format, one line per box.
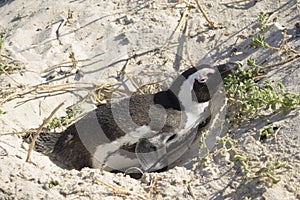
[250, 34, 270, 49]
[247, 58, 256, 67]
[258, 12, 268, 32]
[216, 136, 288, 183]
[250, 34, 280, 51]
[0, 109, 7, 114]
[224, 68, 300, 124]
[259, 125, 278, 141]
[216, 136, 253, 178]
[256, 161, 288, 184]
[47, 105, 82, 131]
[0, 63, 18, 75]
[41, 179, 59, 190]
[0, 32, 5, 51]
[0, 32, 22, 76]
[246, 58, 263, 70]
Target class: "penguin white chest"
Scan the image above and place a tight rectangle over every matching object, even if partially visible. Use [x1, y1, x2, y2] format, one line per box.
[184, 101, 209, 130]
[177, 69, 211, 130]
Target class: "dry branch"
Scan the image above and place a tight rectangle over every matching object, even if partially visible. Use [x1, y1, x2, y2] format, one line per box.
[194, 0, 218, 29]
[26, 102, 65, 162]
[42, 58, 91, 73]
[0, 82, 101, 106]
[0, 129, 37, 137]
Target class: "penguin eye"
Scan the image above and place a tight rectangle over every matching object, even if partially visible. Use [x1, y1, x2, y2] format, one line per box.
[207, 72, 214, 76]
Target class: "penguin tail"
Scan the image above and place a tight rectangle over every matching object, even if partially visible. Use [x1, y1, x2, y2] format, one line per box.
[23, 131, 62, 155]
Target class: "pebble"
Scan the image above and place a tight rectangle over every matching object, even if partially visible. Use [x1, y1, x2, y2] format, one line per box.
[117, 15, 134, 25]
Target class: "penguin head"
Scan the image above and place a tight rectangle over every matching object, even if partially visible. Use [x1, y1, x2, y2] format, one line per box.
[192, 63, 239, 103]
[174, 63, 239, 104]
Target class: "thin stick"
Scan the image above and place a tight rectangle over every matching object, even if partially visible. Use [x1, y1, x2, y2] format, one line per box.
[26, 102, 64, 162]
[161, 7, 189, 51]
[69, 51, 78, 69]
[194, 0, 218, 29]
[42, 59, 91, 73]
[125, 73, 143, 94]
[0, 67, 23, 87]
[0, 87, 36, 106]
[221, 0, 253, 4]
[56, 19, 65, 45]
[253, 74, 270, 82]
[183, 14, 195, 68]
[0, 54, 18, 61]
[0, 82, 99, 106]
[0, 129, 37, 137]
[265, 54, 300, 69]
[273, 125, 282, 141]
[116, 56, 130, 79]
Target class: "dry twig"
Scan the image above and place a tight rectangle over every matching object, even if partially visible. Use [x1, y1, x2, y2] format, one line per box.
[0, 82, 95, 106]
[221, 0, 256, 5]
[265, 54, 300, 69]
[26, 102, 64, 162]
[194, 0, 219, 29]
[0, 129, 37, 137]
[0, 67, 23, 87]
[42, 58, 91, 73]
[161, 7, 190, 51]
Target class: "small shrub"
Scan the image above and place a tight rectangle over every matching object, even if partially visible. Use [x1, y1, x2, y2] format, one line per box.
[224, 67, 300, 125]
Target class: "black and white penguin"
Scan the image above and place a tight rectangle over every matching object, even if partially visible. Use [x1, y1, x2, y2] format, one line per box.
[29, 63, 238, 173]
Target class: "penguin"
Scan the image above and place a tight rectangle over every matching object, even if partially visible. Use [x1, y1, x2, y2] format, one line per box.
[26, 63, 238, 173]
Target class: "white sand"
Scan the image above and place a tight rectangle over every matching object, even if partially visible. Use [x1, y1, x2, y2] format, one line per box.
[0, 0, 299, 199]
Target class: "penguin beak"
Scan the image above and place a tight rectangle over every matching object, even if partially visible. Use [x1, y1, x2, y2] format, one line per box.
[197, 69, 215, 83]
[196, 63, 238, 84]
[217, 63, 239, 78]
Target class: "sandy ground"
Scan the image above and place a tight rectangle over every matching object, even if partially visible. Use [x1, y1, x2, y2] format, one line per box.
[0, 0, 299, 199]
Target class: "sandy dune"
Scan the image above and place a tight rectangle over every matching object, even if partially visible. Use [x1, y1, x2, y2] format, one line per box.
[0, 0, 299, 199]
